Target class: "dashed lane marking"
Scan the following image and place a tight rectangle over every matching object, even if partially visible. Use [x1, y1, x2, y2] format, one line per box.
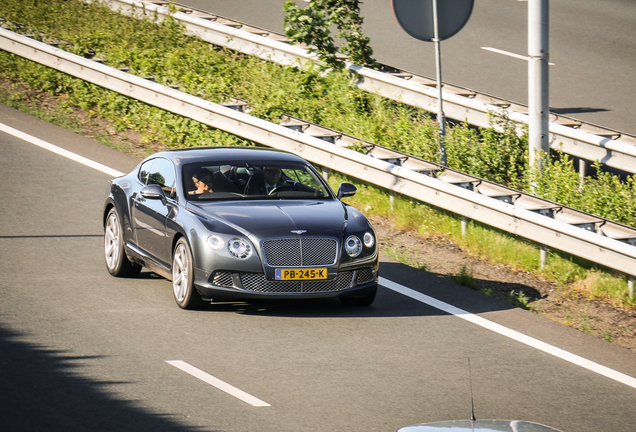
[166, 360, 271, 407]
[481, 46, 556, 65]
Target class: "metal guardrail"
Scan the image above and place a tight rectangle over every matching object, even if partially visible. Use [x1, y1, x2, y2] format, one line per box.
[1, 27, 635, 290]
[89, 0, 636, 176]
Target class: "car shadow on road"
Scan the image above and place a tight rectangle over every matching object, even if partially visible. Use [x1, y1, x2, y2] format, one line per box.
[0, 326, 208, 432]
[198, 261, 538, 319]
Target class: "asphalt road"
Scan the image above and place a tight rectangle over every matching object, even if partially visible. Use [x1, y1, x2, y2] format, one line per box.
[1, 103, 636, 432]
[177, 0, 636, 135]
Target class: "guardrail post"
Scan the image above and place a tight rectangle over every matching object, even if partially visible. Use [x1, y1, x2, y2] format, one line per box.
[322, 166, 330, 181]
[389, 191, 395, 212]
[540, 244, 547, 269]
[579, 159, 586, 189]
[461, 216, 468, 238]
[629, 276, 634, 299]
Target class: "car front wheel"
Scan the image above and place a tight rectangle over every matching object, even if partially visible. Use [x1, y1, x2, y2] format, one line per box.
[172, 238, 204, 309]
[104, 208, 141, 277]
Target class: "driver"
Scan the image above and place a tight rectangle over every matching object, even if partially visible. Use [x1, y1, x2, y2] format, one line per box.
[262, 167, 282, 194]
[189, 169, 214, 195]
[245, 166, 293, 195]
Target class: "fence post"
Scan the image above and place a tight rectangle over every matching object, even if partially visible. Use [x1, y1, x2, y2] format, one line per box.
[540, 245, 547, 269]
[579, 159, 586, 190]
[322, 166, 330, 181]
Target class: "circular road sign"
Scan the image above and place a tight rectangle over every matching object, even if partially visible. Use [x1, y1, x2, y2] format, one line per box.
[391, 0, 475, 42]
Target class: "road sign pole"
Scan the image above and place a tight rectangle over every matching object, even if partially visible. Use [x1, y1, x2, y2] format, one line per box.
[391, 0, 473, 167]
[432, 0, 447, 167]
[528, 0, 550, 174]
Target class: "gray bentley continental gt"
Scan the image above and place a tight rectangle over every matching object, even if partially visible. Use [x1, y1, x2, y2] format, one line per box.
[103, 147, 379, 309]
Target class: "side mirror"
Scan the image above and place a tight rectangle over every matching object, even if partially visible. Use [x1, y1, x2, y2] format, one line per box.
[336, 182, 357, 199]
[141, 184, 167, 205]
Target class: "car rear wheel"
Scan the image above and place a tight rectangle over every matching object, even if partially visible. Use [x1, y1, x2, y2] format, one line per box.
[104, 208, 141, 277]
[172, 238, 204, 309]
[340, 285, 377, 307]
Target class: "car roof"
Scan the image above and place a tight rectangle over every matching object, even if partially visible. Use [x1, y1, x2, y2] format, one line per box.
[147, 147, 306, 168]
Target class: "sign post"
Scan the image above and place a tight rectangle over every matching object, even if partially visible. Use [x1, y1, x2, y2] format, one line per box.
[432, 0, 447, 166]
[391, 0, 474, 167]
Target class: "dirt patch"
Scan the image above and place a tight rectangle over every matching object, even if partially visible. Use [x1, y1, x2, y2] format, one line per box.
[3, 82, 635, 353]
[370, 216, 636, 352]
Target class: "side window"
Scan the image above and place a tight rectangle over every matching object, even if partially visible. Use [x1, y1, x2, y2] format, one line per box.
[138, 160, 153, 185]
[147, 158, 177, 199]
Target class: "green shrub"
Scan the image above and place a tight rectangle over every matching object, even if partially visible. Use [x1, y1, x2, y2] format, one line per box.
[450, 265, 476, 289]
[283, 0, 377, 69]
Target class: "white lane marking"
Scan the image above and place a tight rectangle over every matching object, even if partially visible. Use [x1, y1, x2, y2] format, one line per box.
[481, 47, 555, 65]
[380, 277, 636, 389]
[0, 122, 125, 177]
[7, 122, 635, 390]
[166, 360, 271, 407]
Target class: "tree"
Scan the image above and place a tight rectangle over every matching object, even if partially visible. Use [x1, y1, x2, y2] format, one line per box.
[283, 0, 377, 69]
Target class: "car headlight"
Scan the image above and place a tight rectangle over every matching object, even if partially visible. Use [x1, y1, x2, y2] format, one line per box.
[363, 232, 374, 248]
[345, 235, 363, 257]
[227, 237, 252, 259]
[207, 235, 224, 250]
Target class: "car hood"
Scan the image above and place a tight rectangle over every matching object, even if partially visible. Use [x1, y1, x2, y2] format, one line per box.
[188, 199, 348, 238]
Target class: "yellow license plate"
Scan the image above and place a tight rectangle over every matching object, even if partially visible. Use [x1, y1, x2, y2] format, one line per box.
[275, 268, 327, 281]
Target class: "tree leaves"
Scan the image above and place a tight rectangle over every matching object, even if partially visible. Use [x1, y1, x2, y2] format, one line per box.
[283, 0, 377, 69]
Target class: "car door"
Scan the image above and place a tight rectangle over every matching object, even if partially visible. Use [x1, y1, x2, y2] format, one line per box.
[132, 157, 178, 268]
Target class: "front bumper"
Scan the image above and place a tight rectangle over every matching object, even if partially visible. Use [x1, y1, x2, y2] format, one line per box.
[194, 266, 378, 301]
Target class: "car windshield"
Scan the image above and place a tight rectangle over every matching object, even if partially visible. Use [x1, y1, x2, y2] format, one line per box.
[183, 161, 333, 201]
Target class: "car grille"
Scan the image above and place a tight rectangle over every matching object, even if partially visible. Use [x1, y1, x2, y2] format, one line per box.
[240, 271, 355, 293]
[211, 271, 233, 288]
[356, 267, 374, 284]
[262, 238, 338, 267]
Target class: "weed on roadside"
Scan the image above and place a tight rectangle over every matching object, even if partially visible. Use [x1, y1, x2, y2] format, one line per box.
[508, 290, 531, 310]
[450, 265, 476, 289]
[579, 306, 592, 335]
